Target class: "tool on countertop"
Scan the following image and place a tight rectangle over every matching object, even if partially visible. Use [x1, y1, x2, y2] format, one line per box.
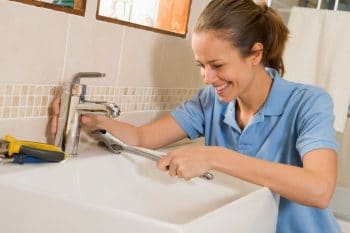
[0, 135, 67, 164]
[91, 129, 214, 180]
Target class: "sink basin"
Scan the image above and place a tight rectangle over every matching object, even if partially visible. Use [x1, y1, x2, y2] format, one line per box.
[0, 146, 278, 233]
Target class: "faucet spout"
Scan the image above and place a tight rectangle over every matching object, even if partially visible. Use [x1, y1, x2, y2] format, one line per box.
[77, 101, 121, 118]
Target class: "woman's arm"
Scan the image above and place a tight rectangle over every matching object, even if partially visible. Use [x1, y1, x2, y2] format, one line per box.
[158, 146, 337, 208]
[215, 148, 337, 209]
[50, 96, 187, 149]
[86, 114, 188, 149]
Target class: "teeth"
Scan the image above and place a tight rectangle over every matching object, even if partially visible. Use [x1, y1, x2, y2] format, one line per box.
[216, 83, 228, 91]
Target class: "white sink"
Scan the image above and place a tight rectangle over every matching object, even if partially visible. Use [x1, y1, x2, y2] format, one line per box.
[0, 146, 278, 233]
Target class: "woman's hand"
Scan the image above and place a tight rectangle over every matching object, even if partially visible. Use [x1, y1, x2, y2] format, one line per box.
[80, 115, 110, 131]
[157, 146, 215, 180]
[49, 95, 61, 143]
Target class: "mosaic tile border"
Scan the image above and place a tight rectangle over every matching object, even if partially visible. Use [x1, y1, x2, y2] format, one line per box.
[0, 84, 200, 119]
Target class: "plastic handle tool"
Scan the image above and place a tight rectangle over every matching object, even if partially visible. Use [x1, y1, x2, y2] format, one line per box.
[0, 135, 67, 162]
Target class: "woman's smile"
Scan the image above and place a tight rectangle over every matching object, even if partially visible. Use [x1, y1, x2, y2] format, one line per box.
[214, 82, 230, 95]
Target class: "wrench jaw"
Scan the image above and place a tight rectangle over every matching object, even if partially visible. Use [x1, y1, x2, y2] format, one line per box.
[110, 144, 123, 154]
[91, 129, 124, 154]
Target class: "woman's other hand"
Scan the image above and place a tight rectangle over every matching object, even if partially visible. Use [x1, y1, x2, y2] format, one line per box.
[157, 146, 215, 180]
[48, 95, 61, 143]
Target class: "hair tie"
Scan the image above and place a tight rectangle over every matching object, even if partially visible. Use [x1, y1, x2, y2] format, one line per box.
[263, 5, 268, 15]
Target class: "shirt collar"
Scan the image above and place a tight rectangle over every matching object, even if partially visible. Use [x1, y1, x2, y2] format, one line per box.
[223, 67, 295, 126]
[260, 67, 295, 116]
[223, 100, 237, 128]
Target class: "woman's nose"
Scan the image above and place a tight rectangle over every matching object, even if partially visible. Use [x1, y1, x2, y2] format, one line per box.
[201, 67, 217, 84]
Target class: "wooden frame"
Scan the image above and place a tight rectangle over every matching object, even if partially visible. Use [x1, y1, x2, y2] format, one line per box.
[156, 0, 191, 35]
[95, 0, 192, 38]
[9, 0, 86, 16]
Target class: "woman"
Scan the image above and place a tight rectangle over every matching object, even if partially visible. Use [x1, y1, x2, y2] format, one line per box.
[51, 0, 340, 232]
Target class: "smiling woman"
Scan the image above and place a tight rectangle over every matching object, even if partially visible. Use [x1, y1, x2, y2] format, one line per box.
[9, 0, 86, 16]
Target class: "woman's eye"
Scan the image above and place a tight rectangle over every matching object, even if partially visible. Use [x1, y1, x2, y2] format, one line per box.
[212, 64, 223, 69]
[195, 62, 204, 68]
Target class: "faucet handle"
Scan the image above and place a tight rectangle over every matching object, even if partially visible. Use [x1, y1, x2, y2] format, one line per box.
[70, 72, 105, 100]
[72, 72, 106, 84]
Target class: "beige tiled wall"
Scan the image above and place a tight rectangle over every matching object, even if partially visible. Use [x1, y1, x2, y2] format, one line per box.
[0, 84, 199, 119]
[63, 16, 125, 85]
[0, 1, 69, 85]
[0, 84, 56, 119]
[0, 0, 209, 86]
[0, 0, 210, 140]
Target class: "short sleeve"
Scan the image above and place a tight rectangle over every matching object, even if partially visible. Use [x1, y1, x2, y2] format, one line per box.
[171, 88, 212, 139]
[296, 89, 338, 158]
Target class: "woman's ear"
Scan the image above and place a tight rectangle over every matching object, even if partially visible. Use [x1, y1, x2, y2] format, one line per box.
[250, 42, 264, 66]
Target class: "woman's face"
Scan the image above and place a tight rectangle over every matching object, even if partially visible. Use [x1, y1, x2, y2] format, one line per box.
[192, 31, 258, 103]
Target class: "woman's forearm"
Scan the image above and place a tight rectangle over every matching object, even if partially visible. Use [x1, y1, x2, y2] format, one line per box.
[97, 115, 187, 149]
[210, 147, 337, 208]
[97, 117, 142, 147]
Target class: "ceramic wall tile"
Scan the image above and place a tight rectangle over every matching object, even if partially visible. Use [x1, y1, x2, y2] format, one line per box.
[0, 84, 199, 120]
[158, 37, 203, 88]
[62, 17, 124, 86]
[117, 27, 167, 87]
[186, 0, 211, 40]
[0, 118, 49, 141]
[62, 0, 125, 86]
[0, 1, 69, 84]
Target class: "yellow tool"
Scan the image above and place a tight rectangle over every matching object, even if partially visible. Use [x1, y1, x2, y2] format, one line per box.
[0, 135, 67, 162]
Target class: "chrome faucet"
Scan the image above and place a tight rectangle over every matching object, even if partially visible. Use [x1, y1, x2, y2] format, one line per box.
[54, 72, 121, 155]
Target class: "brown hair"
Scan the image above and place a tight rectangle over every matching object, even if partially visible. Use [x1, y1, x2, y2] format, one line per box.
[194, 0, 289, 76]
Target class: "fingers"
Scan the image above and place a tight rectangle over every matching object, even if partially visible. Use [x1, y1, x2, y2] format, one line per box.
[81, 115, 97, 131]
[156, 147, 212, 180]
[49, 95, 61, 141]
[168, 161, 178, 177]
[157, 152, 180, 177]
[157, 154, 179, 177]
[80, 115, 91, 125]
[50, 115, 57, 135]
[157, 152, 191, 180]
[157, 152, 174, 171]
[52, 95, 61, 115]
[81, 115, 107, 131]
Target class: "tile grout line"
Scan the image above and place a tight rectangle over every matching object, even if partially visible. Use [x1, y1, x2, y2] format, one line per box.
[60, 14, 72, 84]
[115, 27, 126, 85]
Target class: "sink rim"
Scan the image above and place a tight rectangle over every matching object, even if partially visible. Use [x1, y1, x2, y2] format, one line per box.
[0, 177, 272, 228]
[0, 146, 268, 226]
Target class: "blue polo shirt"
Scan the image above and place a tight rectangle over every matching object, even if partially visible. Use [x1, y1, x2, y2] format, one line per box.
[171, 68, 340, 233]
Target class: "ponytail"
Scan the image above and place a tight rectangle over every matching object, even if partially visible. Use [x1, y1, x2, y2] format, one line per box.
[262, 5, 289, 76]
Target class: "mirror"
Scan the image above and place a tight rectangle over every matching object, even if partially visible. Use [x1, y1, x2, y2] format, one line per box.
[10, 0, 86, 16]
[39, 0, 74, 7]
[96, 0, 192, 37]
